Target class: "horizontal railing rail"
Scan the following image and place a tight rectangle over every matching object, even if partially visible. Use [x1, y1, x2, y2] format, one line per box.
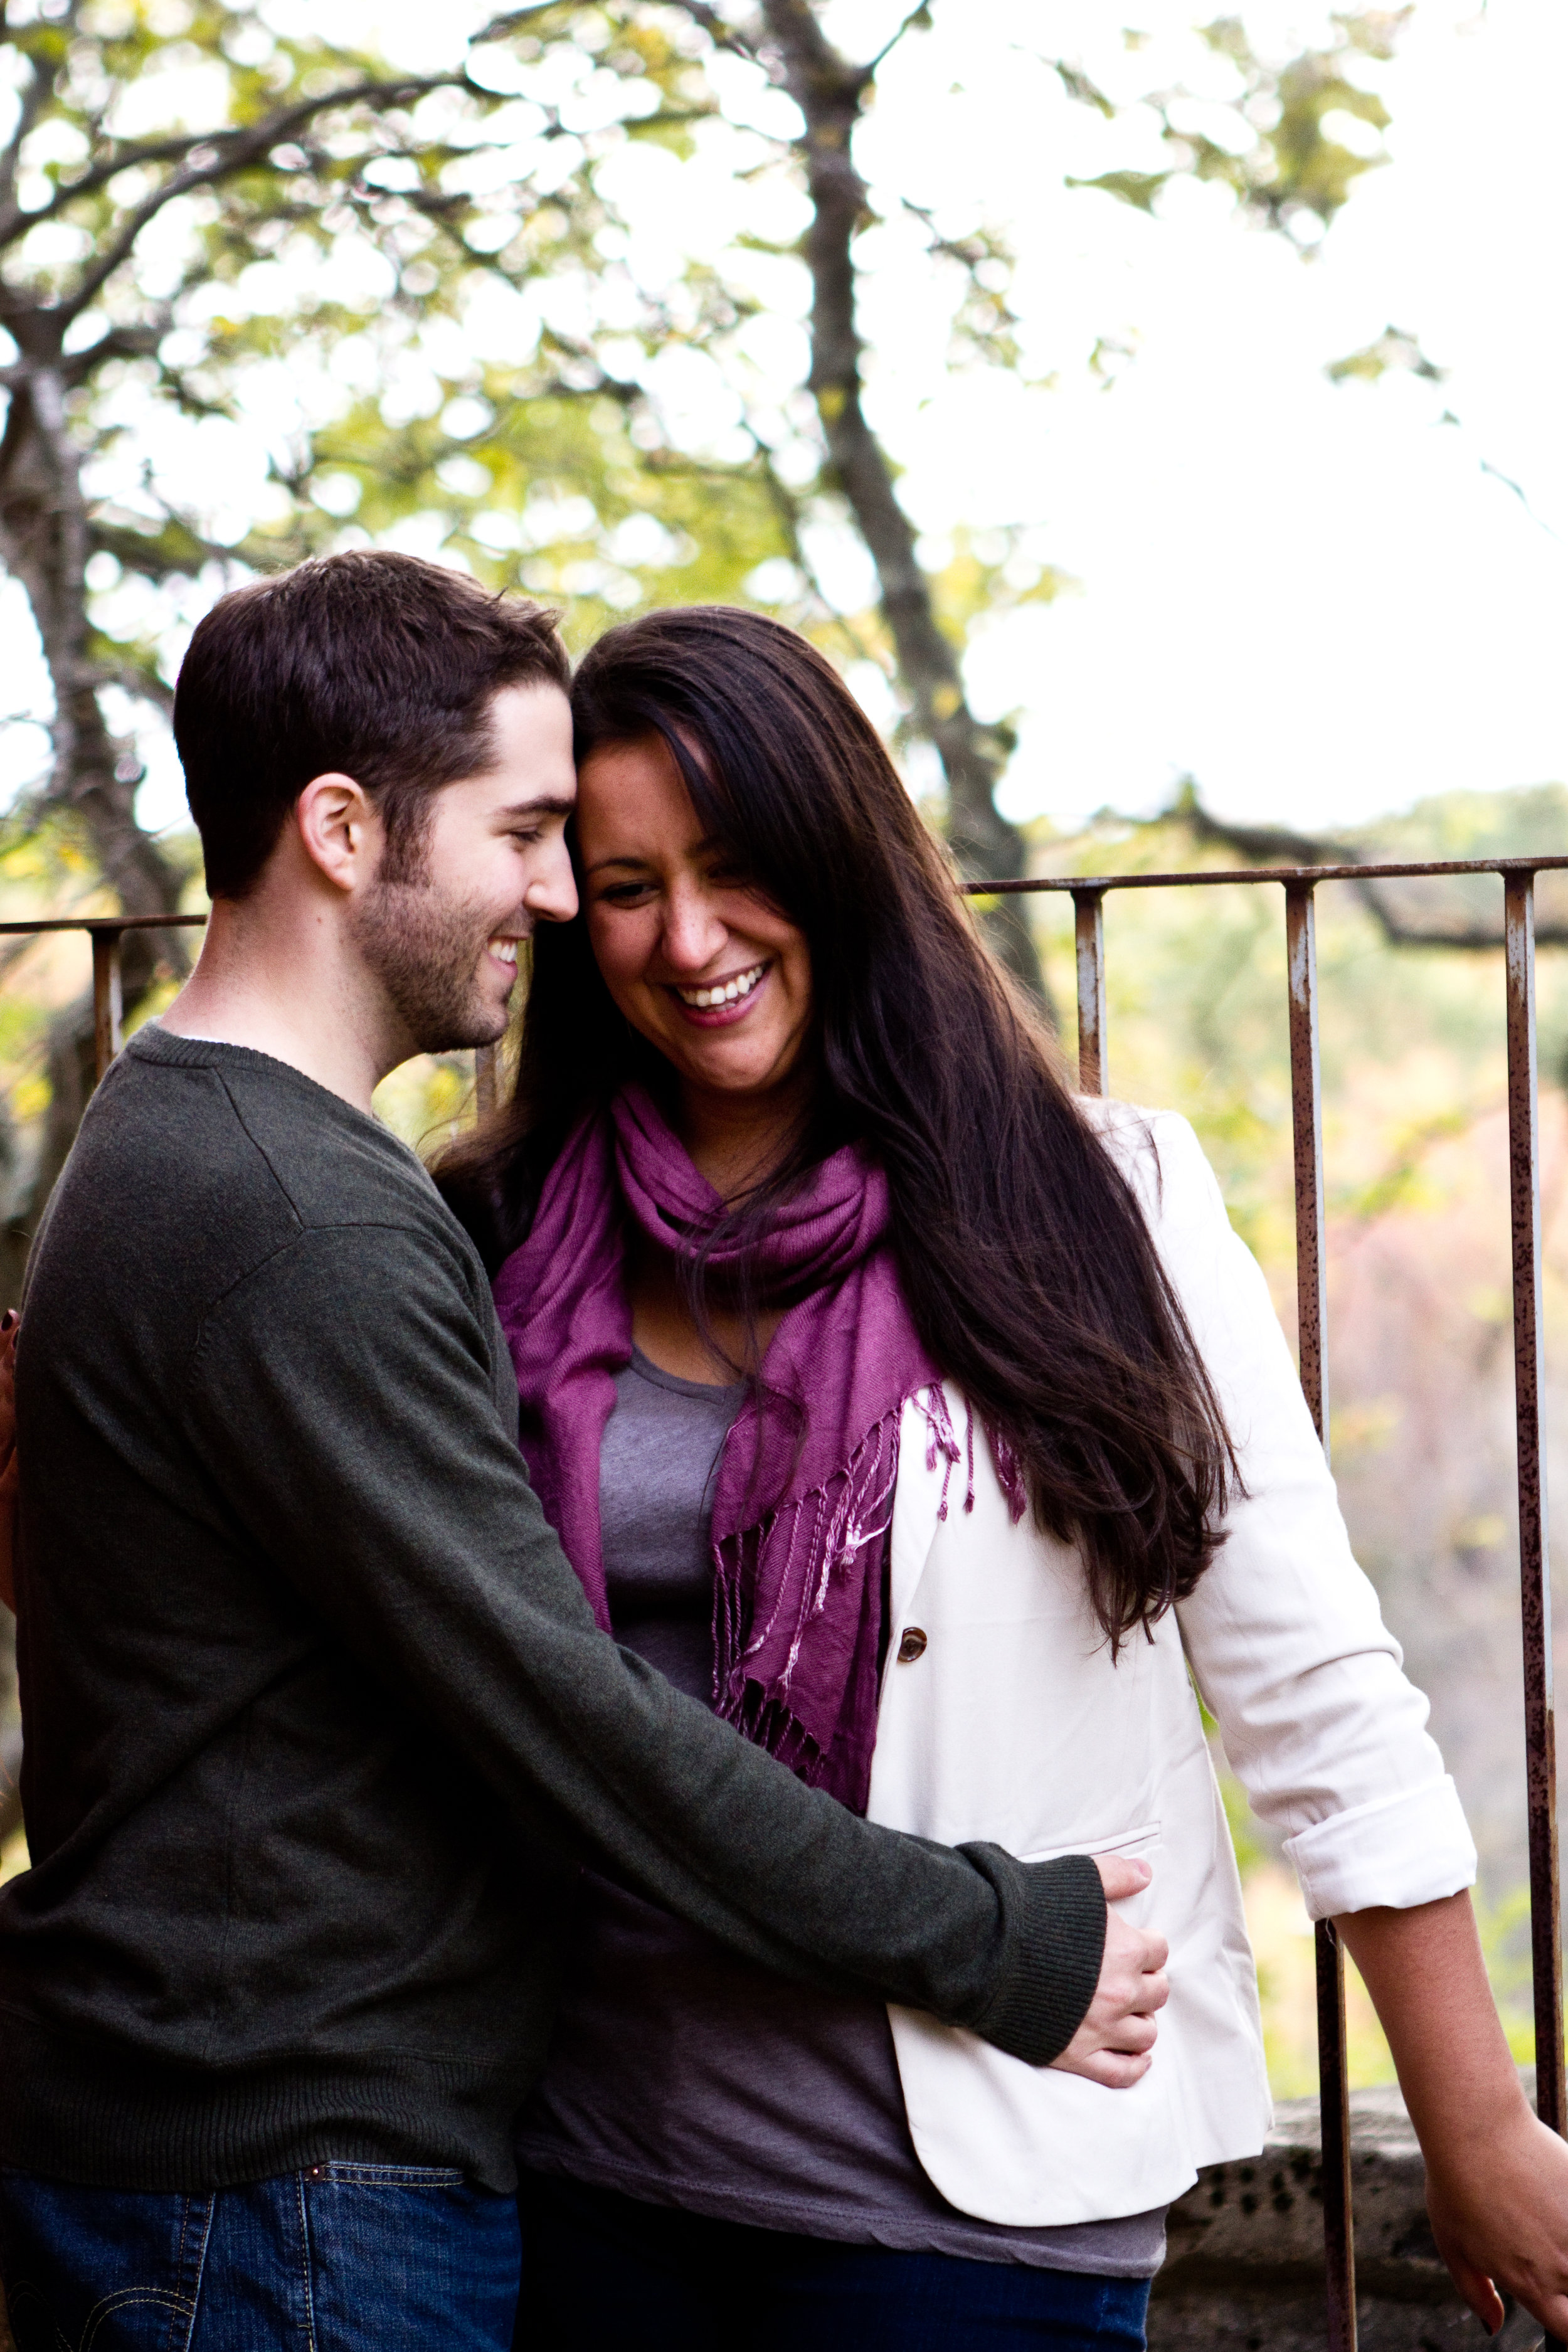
[967, 854, 1568, 890]
[2, 857, 1562, 2352]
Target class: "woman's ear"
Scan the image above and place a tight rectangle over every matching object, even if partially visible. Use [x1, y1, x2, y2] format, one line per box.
[292, 773, 380, 895]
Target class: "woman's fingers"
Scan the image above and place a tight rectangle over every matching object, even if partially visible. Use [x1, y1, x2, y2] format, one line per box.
[1443, 2257, 1505, 2338]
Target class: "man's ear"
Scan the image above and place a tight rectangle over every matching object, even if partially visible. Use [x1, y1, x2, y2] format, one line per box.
[293, 773, 379, 895]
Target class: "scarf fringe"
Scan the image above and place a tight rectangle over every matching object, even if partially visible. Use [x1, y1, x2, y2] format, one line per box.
[718, 1680, 828, 1788]
[710, 1382, 1028, 1786]
[917, 1382, 1027, 1525]
[714, 1404, 902, 1723]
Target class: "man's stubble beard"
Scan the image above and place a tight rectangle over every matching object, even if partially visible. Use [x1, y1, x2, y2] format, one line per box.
[350, 863, 512, 1056]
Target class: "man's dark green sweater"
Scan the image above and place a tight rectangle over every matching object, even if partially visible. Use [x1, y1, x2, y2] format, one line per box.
[0, 1027, 1104, 2193]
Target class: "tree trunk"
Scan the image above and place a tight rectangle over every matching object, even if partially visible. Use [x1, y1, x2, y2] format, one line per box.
[756, 0, 1049, 1009]
[0, 346, 191, 1278]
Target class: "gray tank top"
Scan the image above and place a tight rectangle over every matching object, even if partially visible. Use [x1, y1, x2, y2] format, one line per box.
[514, 1349, 1167, 2275]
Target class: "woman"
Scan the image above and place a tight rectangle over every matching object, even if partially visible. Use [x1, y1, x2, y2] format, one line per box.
[440, 605, 1562, 2349]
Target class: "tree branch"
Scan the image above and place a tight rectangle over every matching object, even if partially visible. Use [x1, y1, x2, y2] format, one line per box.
[660, 1, 764, 67]
[0, 43, 56, 229]
[2, 126, 257, 247]
[754, 0, 1047, 1005]
[862, 4, 931, 85]
[51, 71, 470, 323]
[1179, 788, 1568, 951]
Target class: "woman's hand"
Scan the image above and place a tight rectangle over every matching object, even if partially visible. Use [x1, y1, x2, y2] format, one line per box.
[1050, 1855, 1168, 2089]
[1338, 1890, 1568, 2340]
[0, 1310, 18, 1616]
[1425, 2100, 1568, 2338]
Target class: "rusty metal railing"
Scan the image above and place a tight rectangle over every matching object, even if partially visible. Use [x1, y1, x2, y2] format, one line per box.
[4, 862, 1565, 2347]
[965, 855, 1568, 2352]
[0, 914, 208, 1085]
[0, 915, 504, 1105]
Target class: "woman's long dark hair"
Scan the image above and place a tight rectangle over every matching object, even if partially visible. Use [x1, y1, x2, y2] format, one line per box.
[437, 605, 1236, 1645]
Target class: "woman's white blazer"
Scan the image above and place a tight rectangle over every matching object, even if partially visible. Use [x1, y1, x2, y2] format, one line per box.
[866, 1101, 1476, 2227]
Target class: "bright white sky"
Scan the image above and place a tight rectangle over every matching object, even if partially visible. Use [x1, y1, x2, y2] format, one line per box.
[846, 0, 1568, 834]
[5, 0, 1565, 843]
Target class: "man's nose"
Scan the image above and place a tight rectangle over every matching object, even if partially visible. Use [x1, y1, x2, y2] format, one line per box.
[524, 837, 579, 926]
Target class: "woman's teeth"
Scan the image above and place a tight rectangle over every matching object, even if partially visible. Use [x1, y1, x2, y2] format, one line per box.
[489, 938, 518, 967]
[676, 962, 766, 1010]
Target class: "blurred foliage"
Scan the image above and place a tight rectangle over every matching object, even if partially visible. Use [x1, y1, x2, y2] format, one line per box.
[1, 0, 820, 712]
[1071, 11, 1406, 242]
[1327, 322, 1446, 386]
[0, 0, 1419, 820]
[1028, 784, 1568, 1275]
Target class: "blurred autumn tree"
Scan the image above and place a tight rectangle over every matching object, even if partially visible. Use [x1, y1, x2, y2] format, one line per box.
[0, 0, 1411, 1281]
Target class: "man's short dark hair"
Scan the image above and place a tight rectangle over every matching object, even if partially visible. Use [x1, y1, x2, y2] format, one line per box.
[174, 550, 571, 899]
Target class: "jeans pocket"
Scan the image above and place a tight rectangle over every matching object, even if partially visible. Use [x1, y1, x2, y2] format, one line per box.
[297, 2169, 519, 2350]
[0, 2175, 210, 2352]
[7, 2277, 199, 2352]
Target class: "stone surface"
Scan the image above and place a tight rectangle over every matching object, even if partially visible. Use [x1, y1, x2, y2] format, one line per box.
[1149, 2079, 1542, 2350]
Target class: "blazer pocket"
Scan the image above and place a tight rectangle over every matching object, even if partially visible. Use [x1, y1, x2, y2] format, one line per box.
[1021, 1821, 1164, 1930]
[1019, 1818, 1162, 1867]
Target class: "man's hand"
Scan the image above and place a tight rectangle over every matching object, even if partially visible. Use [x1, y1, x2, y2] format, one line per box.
[0, 1310, 17, 1616]
[1050, 1855, 1168, 2088]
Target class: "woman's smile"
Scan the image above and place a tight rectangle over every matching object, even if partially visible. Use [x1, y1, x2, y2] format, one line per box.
[666, 959, 773, 1025]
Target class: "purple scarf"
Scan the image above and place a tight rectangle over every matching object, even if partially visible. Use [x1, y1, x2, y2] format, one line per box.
[493, 1084, 975, 1810]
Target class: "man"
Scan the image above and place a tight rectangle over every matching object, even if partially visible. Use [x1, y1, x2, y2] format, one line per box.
[0, 553, 1160, 2351]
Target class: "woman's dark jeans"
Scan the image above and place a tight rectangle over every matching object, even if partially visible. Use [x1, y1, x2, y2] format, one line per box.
[516, 2173, 1152, 2351]
[0, 2162, 521, 2351]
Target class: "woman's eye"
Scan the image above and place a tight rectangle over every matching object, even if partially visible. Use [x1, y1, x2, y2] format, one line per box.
[596, 881, 655, 906]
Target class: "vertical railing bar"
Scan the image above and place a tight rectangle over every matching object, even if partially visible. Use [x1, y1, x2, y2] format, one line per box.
[1072, 888, 1108, 1098]
[1313, 1914, 1356, 2352]
[1285, 878, 1357, 2352]
[474, 1042, 499, 1120]
[91, 928, 124, 1089]
[1286, 884, 1328, 1449]
[1505, 874, 1565, 2277]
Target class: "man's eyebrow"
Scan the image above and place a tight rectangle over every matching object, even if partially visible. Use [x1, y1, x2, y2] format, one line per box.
[495, 795, 576, 820]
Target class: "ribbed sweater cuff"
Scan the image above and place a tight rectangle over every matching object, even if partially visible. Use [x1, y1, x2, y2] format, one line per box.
[960, 1846, 1108, 2065]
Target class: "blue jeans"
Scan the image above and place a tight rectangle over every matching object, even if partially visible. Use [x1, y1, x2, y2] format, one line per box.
[0, 2163, 521, 2351]
[516, 2174, 1152, 2350]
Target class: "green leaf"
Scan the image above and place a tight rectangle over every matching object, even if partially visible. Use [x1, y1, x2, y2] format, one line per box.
[1065, 168, 1172, 214]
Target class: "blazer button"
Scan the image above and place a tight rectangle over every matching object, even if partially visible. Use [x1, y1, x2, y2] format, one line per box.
[897, 1626, 928, 1663]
